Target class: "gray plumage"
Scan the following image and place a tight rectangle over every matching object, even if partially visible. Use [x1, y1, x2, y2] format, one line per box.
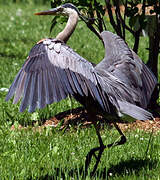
[6, 32, 156, 120]
[6, 4, 157, 122]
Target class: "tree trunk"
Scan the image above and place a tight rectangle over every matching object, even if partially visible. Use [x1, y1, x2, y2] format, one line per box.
[147, 20, 160, 110]
[133, 31, 140, 53]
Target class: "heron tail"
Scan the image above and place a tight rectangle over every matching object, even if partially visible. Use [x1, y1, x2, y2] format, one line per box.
[117, 100, 153, 120]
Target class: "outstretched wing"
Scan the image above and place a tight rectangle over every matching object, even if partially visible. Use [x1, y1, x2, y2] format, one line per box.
[131, 49, 157, 105]
[95, 31, 157, 108]
[6, 39, 107, 112]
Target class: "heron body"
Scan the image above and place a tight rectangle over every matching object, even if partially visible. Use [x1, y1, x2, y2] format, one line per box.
[6, 3, 157, 176]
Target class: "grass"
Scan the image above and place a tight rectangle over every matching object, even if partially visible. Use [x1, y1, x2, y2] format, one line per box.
[1, 123, 160, 179]
[0, 2, 160, 179]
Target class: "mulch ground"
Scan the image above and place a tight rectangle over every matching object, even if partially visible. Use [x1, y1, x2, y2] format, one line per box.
[11, 107, 160, 133]
[46, 107, 160, 132]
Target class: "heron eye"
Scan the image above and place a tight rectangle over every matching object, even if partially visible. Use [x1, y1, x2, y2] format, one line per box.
[58, 7, 63, 12]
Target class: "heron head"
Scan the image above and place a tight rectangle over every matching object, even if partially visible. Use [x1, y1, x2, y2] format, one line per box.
[35, 3, 91, 33]
[35, 3, 81, 17]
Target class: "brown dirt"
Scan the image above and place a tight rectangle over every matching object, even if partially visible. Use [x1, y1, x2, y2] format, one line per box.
[46, 107, 160, 133]
[11, 107, 160, 133]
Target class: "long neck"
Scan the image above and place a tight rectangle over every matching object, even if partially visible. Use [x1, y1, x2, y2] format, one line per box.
[56, 11, 79, 43]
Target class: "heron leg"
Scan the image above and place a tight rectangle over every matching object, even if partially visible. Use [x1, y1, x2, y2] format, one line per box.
[84, 122, 126, 177]
[85, 121, 106, 177]
[106, 122, 126, 148]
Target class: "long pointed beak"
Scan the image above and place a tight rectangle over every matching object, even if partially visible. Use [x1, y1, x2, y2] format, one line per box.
[35, 7, 60, 15]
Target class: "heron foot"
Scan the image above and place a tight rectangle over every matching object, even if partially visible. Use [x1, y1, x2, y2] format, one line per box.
[107, 134, 127, 148]
[84, 135, 126, 177]
[84, 144, 106, 177]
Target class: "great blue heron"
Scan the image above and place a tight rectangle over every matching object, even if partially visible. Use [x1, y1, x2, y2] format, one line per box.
[6, 3, 157, 176]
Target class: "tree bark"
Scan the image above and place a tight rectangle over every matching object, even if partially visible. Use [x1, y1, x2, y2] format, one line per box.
[147, 14, 160, 110]
[133, 30, 140, 53]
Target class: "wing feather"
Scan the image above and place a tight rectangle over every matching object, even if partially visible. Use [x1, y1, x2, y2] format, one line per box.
[86, 78, 105, 109]
[70, 71, 83, 96]
[43, 70, 50, 104]
[95, 31, 157, 108]
[6, 39, 106, 112]
[6, 69, 23, 102]
[49, 67, 62, 102]
[65, 69, 77, 93]
[54, 67, 68, 99]
[13, 71, 26, 104]
[19, 73, 32, 112]
[47, 68, 58, 103]
[37, 71, 43, 109]
[58, 68, 73, 95]
[130, 50, 157, 105]
[76, 73, 88, 96]
[28, 72, 38, 112]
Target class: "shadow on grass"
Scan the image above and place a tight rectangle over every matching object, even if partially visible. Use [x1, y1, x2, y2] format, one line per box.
[28, 158, 158, 179]
[106, 158, 158, 177]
